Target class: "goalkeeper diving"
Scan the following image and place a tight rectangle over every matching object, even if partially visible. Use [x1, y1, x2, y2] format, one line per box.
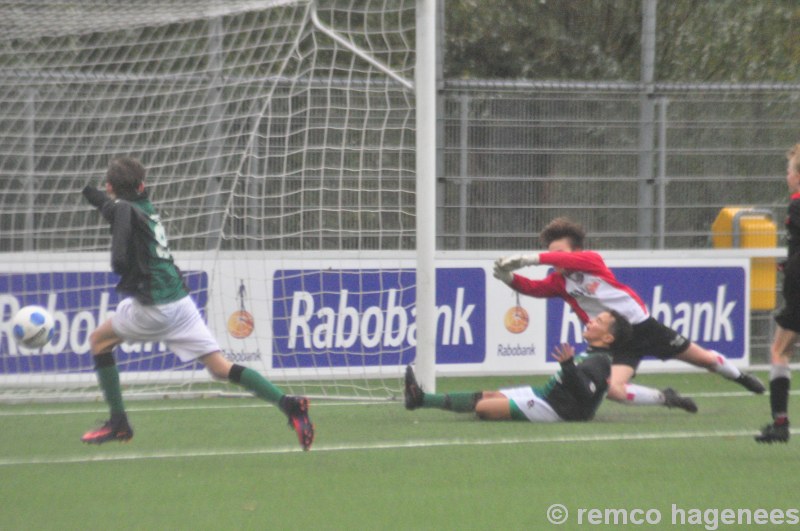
[489, 217, 765, 414]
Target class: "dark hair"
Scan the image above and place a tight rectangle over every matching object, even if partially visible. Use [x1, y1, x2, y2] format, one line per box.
[606, 309, 632, 349]
[106, 157, 145, 200]
[539, 217, 586, 249]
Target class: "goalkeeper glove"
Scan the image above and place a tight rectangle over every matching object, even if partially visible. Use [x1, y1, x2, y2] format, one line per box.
[492, 262, 514, 285]
[494, 253, 540, 272]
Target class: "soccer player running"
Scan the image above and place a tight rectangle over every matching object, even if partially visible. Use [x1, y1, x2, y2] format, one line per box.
[755, 143, 800, 444]
[493, 217, 765, 413]
[81, 157, 314, 450]
[405, 310, 631, 422]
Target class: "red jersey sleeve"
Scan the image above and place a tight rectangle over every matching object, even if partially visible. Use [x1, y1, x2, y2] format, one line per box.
[510, 271, 566, 298]
[537, 251, 612, 277]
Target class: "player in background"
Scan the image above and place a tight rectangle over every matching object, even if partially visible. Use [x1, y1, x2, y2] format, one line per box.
[405, 310, 631, 423]
[81, 156, 314, 450]
[493, 217, 765, 413]
[755, 143, 800, 443]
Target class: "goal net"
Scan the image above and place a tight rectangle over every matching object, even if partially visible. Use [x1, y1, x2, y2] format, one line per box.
[0, 0, 426, 402]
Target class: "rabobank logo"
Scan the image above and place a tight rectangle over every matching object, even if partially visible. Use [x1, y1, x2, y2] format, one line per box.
[0, 271, 208, 373]
[272, 268, 486, 367]
[546, 266, 746, 360]
[503, 305, 529, 334]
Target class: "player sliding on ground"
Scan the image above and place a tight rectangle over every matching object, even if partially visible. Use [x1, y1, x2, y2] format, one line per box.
[493, 217, 765, 413]
[405, 310, 631, 422]
[80, 157, 314, 450]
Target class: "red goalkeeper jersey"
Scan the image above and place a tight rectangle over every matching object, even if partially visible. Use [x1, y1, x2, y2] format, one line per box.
[509, 251, 649, 325]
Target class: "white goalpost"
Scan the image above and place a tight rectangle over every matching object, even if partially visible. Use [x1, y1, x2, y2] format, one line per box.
[0, 0, 438, 402]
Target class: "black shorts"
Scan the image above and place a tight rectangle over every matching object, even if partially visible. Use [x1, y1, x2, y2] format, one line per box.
[612, 317, 691, 369]
[775, 256, 800, 333]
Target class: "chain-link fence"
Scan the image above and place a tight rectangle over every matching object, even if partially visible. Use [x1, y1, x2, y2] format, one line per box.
[439, 80, 799, 251]
[437, 80, 800, 363]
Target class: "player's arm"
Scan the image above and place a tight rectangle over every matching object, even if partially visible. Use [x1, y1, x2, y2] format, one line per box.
[493, 253, 566, 297]
[494, 250, 611, 284]
[82, 185, 108, 209]
[82, 185, 116, 223]
[538, 250, 610, 276]
[508, 271, 566, 298]
[109, 201, 134, 276]
[493, 253, 540, 285]
[551, 344, 597, 402]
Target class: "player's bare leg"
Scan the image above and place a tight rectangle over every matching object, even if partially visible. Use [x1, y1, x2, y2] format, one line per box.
[675, 343, 765, 393]
[474, 396, 512, 420]
[88, 318, 124, 357]
[607, 364, 696, 413]
[199, 350, 234, 379]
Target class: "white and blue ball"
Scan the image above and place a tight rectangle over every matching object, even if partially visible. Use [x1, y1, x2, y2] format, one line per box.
[12, 305, 55, 349]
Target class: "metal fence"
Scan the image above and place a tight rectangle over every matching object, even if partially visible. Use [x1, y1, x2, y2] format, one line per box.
[436, 80, 800, 363]
[4, 73, 799, 362]
[438, 80, 800, 252]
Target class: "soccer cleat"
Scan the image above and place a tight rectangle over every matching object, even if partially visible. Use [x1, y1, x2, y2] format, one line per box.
[735, 372, 766, 394]
[81, 417, 134, 444]
[404, 365, 424, 410]
[662, 388, 698, 413]
[755, 420, 790, 444]
[280, 396, 314, 451]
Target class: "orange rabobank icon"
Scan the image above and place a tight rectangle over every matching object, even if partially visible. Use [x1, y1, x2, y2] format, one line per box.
[503, 305, 529, 334]
[228, 280, 254, 339]
[227, 309, 254, 339]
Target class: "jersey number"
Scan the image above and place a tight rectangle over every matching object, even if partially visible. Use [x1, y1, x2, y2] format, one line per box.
[151, 217, 172, 260]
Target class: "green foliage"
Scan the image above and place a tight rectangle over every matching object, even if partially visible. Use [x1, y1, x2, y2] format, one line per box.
[445, 0, 800, 82]
[658, 0, 800, 82]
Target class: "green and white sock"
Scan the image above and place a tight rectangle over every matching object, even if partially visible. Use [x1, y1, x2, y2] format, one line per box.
[94, 352, 125, 416]
[229, 364, 285, 404]
[422, 391, 481, 412]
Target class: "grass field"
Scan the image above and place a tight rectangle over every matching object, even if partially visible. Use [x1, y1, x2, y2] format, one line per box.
[1, 370, 797, 530]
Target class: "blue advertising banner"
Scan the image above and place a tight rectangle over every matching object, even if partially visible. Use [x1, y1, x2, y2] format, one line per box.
[272, 268, 486, 367]
[546, 266, 746, 361]
[0, 271, 208, 373]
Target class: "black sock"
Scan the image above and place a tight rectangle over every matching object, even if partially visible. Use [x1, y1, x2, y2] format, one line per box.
[770, 377, 790, 421]
[228, 363, 245, 383]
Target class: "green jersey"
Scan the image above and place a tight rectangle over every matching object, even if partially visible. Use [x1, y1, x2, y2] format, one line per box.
[83, 186, 188, 305]
[535, 348, 612, 421]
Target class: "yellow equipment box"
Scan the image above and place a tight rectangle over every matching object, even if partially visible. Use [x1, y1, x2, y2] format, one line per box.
[711, 207, 777, 311]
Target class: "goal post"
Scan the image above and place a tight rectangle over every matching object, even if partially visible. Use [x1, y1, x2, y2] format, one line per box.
[414, 0, 438, 394]
[0, 0, 439, 402]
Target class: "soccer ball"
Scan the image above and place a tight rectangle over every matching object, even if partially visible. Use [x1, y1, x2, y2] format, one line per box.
[12, 305, 55, 349]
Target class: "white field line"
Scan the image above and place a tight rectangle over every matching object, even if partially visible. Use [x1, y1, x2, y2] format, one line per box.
[0, 400, 381, 417]
[0, 429, 785, 467]
[0, 388, 788, 417]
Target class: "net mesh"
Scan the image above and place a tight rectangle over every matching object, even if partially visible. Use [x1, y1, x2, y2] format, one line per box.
[0, 0, 418, 402]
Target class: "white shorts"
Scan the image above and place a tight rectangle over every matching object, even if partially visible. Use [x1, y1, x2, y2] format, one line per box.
[500, 386, 562, 423]
[111, 296, 221, 362]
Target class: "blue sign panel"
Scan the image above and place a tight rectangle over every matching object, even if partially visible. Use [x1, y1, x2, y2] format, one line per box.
[272, 268, 486, 367]
[546, 266, 746, 360]
[0, 271, 208, 373]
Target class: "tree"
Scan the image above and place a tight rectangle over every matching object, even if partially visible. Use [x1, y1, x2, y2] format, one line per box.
[444, 0, 800, 82]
